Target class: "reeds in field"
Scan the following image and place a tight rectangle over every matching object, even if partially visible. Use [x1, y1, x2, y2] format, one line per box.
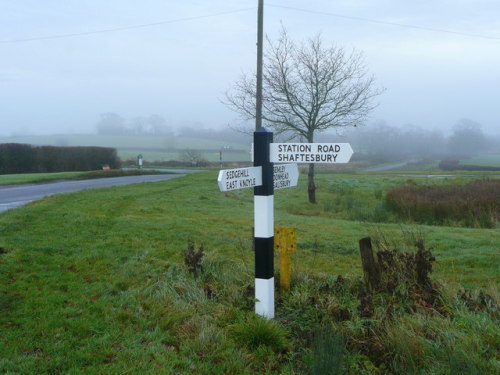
[385, 179, 500, 228]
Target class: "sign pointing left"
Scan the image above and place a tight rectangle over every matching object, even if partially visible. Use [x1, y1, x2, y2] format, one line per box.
[217, 166, 263, 192]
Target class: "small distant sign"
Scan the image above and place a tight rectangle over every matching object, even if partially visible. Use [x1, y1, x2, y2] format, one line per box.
[273, 164, 299, 189]
[218, 166, 263, 192]
[270, 143, 353, 164]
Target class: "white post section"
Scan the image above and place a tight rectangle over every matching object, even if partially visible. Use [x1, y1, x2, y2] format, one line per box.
[254, 195, 274, 237]
[255, 278, 275, 317]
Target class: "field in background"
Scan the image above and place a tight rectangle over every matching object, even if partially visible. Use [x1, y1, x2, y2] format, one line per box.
[0, 134, 251, 163]
[3, 133, 500, 168]
[460, 154, 500, 168]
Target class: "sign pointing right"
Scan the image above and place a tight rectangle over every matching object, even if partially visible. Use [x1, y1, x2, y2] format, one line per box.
[270, 143, 353, 164]
[273, 163, 299, 190]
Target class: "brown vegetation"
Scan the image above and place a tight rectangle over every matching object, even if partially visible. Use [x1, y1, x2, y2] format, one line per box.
[385, 179, 499, 228]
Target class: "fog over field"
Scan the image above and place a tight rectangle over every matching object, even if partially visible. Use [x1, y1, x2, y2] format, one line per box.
[1, 1, 499, 136]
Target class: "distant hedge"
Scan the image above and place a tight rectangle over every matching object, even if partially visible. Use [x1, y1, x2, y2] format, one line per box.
[439, 159, 500, 171]
[0, 143, 121, 174]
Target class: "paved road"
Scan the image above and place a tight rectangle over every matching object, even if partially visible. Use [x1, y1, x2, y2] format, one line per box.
[363, 162, 409, 172]
[0, 173, 190, 213]
[125, 168, 202, 174]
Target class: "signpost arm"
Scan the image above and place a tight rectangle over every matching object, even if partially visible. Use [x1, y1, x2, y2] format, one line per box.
[253, 128, 274, 318]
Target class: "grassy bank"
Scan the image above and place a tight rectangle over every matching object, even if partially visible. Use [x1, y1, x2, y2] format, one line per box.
[0, 171, 498, 373]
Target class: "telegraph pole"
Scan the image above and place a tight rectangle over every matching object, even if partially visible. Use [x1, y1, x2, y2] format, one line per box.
[253, 0, 274, 319]
[255, 0, 264, 130]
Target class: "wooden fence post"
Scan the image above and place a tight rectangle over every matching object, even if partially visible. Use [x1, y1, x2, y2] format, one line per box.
[359, 237, 380, 291]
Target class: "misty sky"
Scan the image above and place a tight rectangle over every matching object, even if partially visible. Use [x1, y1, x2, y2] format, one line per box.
[1, 0, 499, 136]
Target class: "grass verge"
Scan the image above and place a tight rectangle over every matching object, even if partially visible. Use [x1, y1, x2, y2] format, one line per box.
[0, 169, 172, 186]
[0, 171, 498, 373]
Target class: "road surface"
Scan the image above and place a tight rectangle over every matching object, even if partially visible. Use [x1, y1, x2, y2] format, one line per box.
[0, 172, 191, 214]
[363, 162, 409, 172]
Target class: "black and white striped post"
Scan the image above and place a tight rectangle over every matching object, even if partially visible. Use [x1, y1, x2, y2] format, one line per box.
[253, 128, 274, 318]
[218, 138, 353, 320]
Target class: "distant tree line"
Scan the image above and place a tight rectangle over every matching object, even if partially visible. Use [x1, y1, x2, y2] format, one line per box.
[0, 143, 120, 174]
[96, 113, 175, 136]
[95, 113, 250, 146]
[319, 118, 497, 162]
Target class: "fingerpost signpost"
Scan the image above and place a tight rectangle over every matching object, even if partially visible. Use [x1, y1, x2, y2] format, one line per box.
[217, 138, 353, 318]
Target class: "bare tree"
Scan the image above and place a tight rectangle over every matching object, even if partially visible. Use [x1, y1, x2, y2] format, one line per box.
[447, 119, 486, 158]
[179, 149, 207, 166]
[226, 29, 383, 203]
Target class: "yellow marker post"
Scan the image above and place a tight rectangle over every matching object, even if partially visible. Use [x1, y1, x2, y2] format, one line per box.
[274, 227, 296, 290]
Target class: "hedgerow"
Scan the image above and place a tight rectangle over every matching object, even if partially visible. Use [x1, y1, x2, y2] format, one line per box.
[0, 143, 120, 174]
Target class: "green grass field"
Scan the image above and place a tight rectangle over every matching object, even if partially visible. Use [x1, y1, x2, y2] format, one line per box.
[461, 154, 500, 167]
[119, 150, 249, 163]
[0, 171, 85, 185]
[0, 134, 247, 150]
[0, 171, 498, 374]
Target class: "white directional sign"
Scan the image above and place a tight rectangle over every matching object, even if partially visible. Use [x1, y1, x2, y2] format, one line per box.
[270, 143, 353, 164]
[273, 164, 299, 190]
[218, 166, 262, 192]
